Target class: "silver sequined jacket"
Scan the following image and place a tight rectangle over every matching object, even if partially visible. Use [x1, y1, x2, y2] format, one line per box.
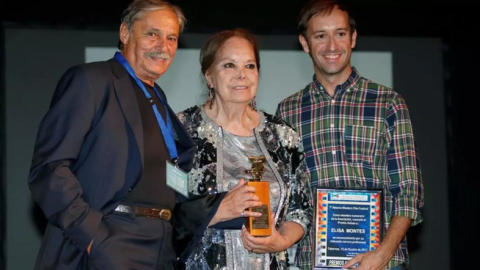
[173, 105, 313, 270]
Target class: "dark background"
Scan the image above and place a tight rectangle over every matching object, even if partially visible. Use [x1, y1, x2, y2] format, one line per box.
[1, 0, 476, 269]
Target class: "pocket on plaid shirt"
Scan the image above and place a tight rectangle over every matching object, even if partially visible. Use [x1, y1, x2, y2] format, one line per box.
[344, 125, 377, 164]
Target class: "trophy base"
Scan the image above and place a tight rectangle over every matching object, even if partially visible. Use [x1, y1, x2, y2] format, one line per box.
[245, 180, 271, 237]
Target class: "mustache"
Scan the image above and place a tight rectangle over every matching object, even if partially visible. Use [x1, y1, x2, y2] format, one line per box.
[145, 51, 170, 60]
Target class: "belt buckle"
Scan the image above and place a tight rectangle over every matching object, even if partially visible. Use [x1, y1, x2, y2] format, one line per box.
[159, 209, 171, 221]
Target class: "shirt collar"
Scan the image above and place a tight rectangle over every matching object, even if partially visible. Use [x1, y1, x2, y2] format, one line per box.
[311, 66, 360, 94]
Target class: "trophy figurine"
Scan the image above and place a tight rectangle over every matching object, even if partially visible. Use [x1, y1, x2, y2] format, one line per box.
[244, 155, 271, 237]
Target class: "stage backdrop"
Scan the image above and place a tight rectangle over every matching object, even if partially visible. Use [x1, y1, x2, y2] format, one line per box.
[4, 28, 448, 270]
[85, 47, 393, 114]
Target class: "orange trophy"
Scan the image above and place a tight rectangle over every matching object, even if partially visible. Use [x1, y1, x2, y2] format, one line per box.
[244, 155, 271, 236]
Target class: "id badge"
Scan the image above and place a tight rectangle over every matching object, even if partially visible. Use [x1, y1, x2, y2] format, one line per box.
[166, 160, 189, 198]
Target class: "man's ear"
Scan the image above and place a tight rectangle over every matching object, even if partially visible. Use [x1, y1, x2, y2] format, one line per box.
[120, 22, 130, 46]
[351, 30, 357, 49]
[299, 34, 310, 54]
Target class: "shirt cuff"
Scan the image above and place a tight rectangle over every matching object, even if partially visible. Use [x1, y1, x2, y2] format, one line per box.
[392, 196, 423, 226]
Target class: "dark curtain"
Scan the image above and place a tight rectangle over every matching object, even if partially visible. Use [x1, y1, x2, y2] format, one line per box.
[1, 24, 6, 270]
[445, 7, 478, 270]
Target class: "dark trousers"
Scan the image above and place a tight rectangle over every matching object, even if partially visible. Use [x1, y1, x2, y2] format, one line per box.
[86, 212, 175, 270]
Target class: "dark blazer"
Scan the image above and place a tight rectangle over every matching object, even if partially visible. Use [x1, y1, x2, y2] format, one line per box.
[28, 58, 195, 270]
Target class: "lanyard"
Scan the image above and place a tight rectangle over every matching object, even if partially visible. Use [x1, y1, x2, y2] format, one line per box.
[114, 51, 178, 163]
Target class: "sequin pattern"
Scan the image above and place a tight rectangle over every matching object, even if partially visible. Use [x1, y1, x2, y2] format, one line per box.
[176, 105, 313, 270]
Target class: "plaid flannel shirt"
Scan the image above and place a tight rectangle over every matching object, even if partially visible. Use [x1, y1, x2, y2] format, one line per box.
[275, 67, 424, 270]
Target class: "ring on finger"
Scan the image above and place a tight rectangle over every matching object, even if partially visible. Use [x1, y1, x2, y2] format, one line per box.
[241, 211, 245, 218]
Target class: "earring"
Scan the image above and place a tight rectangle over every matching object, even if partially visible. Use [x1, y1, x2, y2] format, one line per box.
[249, 95, 257, 110]
[207, 87, 215, 109]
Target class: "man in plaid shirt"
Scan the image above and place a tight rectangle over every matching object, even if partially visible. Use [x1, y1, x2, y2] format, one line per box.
[275, 0, 424, 269]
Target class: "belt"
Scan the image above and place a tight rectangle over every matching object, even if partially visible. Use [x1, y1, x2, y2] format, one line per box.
[114, 204, 171, 221]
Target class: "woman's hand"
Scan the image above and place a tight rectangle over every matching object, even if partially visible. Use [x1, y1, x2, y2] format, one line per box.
[240, 214, 304, 254]
[209, 179, 263, 226]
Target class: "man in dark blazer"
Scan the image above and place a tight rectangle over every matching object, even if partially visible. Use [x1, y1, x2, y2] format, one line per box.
[27, 0, 195, 269]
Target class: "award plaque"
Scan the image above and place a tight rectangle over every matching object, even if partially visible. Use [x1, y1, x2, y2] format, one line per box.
[313, 188, 384, 269]
[244, 155, 271, 237]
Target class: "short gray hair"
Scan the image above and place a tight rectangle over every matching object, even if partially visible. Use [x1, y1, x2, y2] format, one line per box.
[118, 0, 187, 49]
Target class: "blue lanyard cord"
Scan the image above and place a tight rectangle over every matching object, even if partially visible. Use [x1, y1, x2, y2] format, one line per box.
[114, 51, 178, 162]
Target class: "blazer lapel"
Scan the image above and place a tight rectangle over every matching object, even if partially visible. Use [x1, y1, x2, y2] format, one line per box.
[155, 85, 195, 172]
[109, 59, 144, 169]
[167, 105, 195, 171]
